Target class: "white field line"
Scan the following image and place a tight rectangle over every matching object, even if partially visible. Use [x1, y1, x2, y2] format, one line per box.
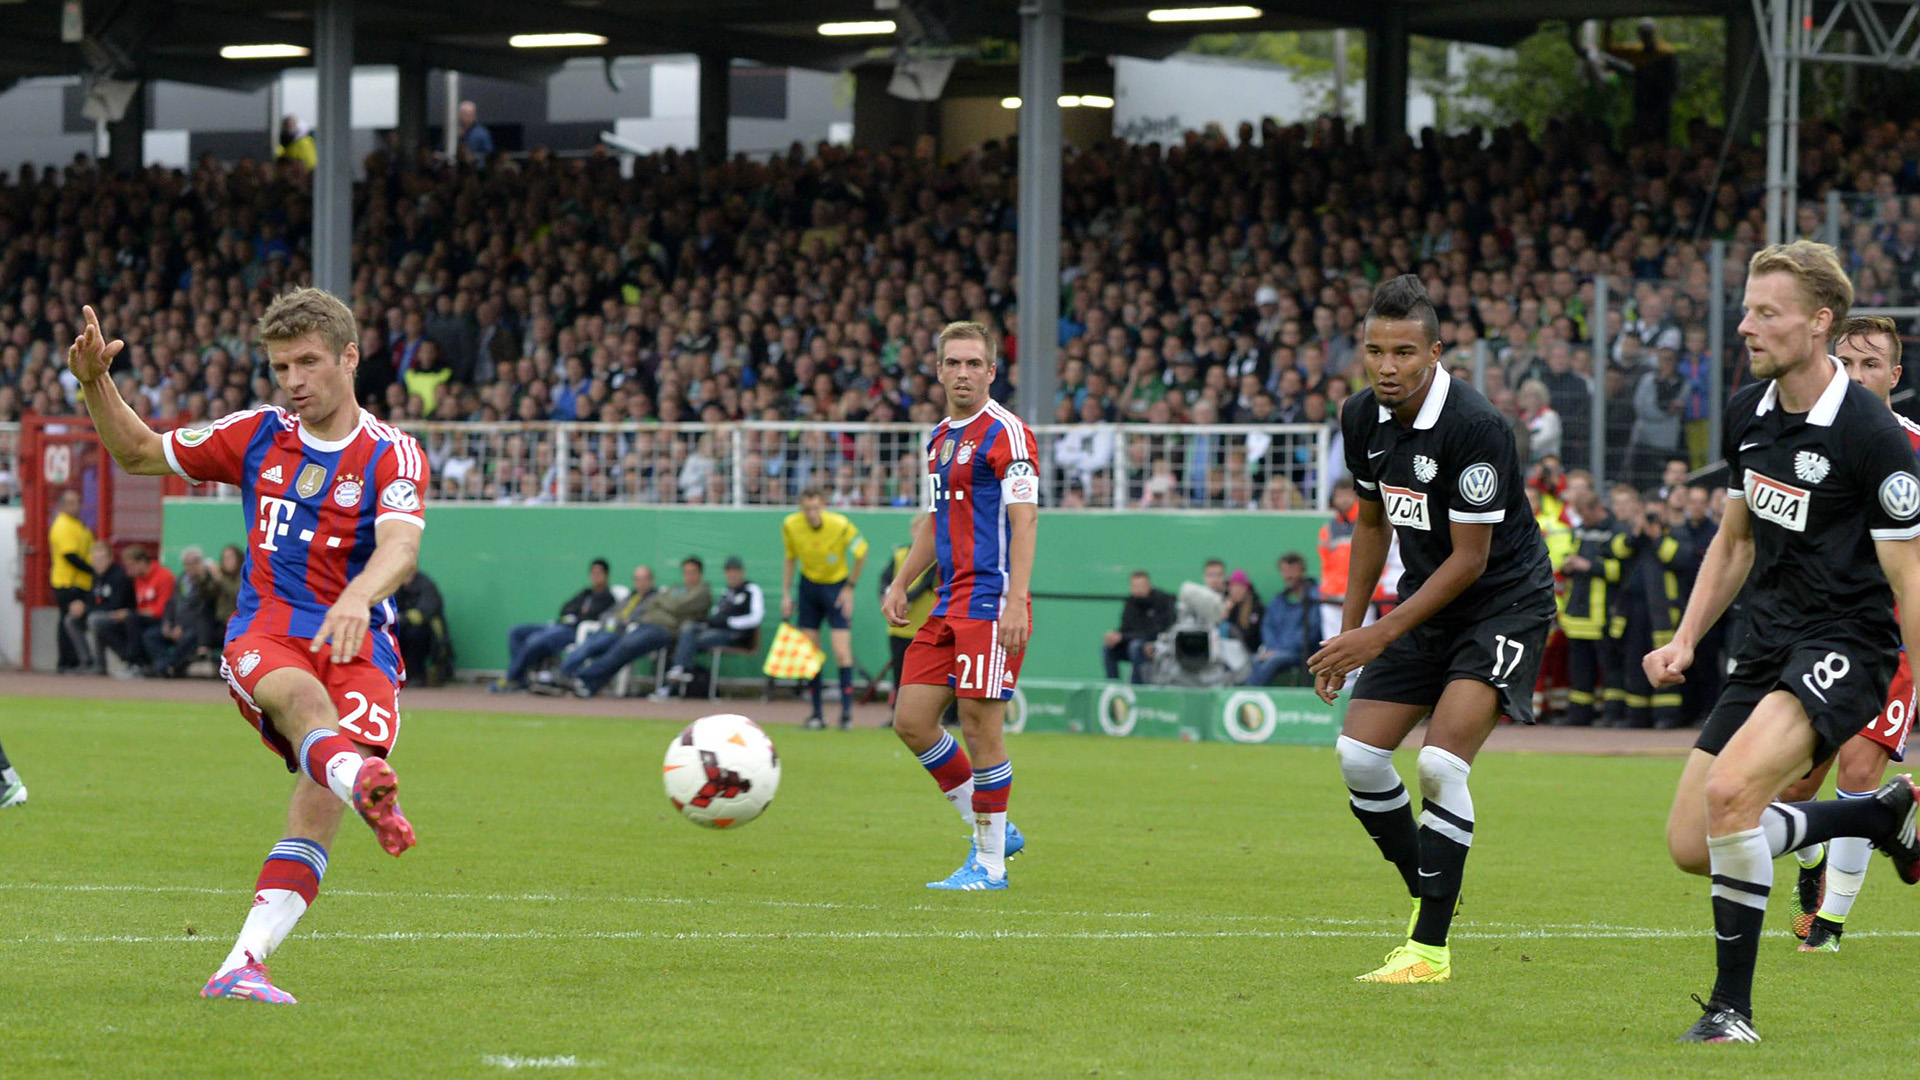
[14, 925, 1920, 946]
[481, 1055, 596, 1071]
[0, 881, 1801, 931]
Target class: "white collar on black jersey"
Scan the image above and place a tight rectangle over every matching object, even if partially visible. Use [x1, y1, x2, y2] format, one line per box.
[1754, 355, 1847, 426]
[1376, 366, 1452, 430]
[295, 406, 368, 452]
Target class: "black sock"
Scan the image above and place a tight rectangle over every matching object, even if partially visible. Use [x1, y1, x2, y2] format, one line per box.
[1411, 814, 1471, 947]
[1764, 795, 1899, 855]
[809, 673, 823, 714]
[839, 668, 853, 713]
[1707, 829, 1770, 1018]
[1347, 786, 1421, 898]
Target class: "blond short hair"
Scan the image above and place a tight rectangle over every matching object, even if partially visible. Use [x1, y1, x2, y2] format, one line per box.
[936, 321, 996, 365]
[1749, 241, 1853, 334]
[259, 287, 358, 356]
[1840, 314, 1903, 368]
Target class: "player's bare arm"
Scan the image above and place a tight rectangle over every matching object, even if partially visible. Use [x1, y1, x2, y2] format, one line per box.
[312, 519, 421, 663]
[998, 502, 1036, 653]
[1645, 495, 1754, 688]
[1876, 535, 1920, 662]
[883, 514, 937, 627]
[67, 305, 171, 475]
[1309, 498, 1391, 702]
[1311, 517, 1492, 693]
[781, 554, 797, 620]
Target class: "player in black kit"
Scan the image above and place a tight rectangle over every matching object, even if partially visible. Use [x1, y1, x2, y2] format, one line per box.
[1644, 242, 1920, 1043]
[1309, 275, 1558, 985]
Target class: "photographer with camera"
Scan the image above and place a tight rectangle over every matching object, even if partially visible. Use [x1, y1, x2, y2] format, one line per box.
[1606, 484, 1694, 729]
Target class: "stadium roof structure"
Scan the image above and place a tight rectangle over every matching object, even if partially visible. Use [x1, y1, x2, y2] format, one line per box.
[11, 0, 1739, 92]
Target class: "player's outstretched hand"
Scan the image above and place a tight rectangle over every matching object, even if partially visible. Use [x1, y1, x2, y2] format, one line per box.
[881, 586, 910, 627]
[998, 603, 1030, 654]
[1643, 639, 1692, 689]
[67, 304, 124, 382]
[1307, 625, 1388, 692]
[312, 591, 372, 664]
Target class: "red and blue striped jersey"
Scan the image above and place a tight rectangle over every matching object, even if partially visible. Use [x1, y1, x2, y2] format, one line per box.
[164, 406, 428, 684]
[923, 401, 1037, 620]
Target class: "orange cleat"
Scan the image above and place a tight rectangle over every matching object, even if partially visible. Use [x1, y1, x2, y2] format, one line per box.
[351, 757, 416, 856]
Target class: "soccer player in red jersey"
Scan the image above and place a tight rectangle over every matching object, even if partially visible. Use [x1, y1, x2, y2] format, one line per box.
[883, 322, 1037, 890]
[1778, 315, 1920, 951]
[68, 289, 425, 1004]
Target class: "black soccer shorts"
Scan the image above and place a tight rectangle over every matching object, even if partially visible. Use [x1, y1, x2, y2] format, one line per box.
[1351, 594, 1557, 725]
[1696, 634, 1897, 766]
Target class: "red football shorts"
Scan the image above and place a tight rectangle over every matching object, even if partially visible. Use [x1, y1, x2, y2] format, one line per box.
[902, 612, 1028, 700]
[1860, 651, 1914, 762]
[222, 632, 403, 773]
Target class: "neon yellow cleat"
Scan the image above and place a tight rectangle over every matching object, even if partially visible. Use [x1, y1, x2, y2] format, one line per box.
[1356, 942, 1451, 984]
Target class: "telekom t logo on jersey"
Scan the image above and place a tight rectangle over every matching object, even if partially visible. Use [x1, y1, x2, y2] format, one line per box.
[257, 495, 298, 551]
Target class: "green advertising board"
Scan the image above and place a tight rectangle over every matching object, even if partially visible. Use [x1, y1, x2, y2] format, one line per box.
[1007, 679, 1340, 747]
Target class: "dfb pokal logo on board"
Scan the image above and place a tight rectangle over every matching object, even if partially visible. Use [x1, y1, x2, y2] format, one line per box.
[1221, 691, 1278, 744]
[1097, 684, 1137, 737]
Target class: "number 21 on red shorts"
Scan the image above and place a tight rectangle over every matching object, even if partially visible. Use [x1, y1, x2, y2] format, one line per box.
[901, 613, 1027, 701]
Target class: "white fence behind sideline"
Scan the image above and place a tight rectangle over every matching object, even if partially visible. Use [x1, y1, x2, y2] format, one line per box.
[160, 420, 1340, 512]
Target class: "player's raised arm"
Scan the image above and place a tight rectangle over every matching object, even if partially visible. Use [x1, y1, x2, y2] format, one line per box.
[67, 305, 171, 476]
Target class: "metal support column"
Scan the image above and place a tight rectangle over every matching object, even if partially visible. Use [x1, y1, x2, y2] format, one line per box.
[1762, 0, 1789, 244]
[313, 0, 354, 299]
[395, 49, 427, 168]
[1708, 242, 1728, 465]
[697, 52, 731, 167]
[1590, 274, 1609, 487]
[1785, 0, 1803, 236]
[1365, 5, 1410, 146]
[1015, 0, 1062, 427]
[444, 71, 460, 160]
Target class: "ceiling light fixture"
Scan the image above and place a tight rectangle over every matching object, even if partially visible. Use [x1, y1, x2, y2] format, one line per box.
[508, 32, 609, 48]
[219, 43, 310, 59]
[1146, 6, 1263, 22]
[818, 20, 897, 36]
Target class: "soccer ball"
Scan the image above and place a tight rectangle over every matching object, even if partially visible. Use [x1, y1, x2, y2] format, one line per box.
[662, 714, 781, 828]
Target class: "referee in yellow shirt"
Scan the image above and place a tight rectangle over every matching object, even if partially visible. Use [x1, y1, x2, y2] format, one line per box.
[782, 486, 869, 729]
[48, 489, 95, 672]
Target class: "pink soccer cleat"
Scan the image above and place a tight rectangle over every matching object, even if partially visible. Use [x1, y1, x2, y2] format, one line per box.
[201, 961, 297, 1004]
[351, 756, 416, 856]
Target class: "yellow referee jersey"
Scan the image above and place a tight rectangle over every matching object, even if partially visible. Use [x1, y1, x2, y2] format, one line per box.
[48, 511, 94, 590]
[782, 510, 868, 584]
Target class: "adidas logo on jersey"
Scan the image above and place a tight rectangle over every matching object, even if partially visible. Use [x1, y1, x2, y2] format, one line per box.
[261, 464, 283, 485]
[1381, 484, 1431, 531]
[1746, 470, 1809, 532]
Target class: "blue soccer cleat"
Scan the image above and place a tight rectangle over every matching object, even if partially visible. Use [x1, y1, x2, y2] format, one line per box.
[965, 820, 1026, 865]
[926, 861, 1008, 891]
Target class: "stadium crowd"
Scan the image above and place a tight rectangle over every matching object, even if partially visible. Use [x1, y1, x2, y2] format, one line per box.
[2, 110, 1918, 506]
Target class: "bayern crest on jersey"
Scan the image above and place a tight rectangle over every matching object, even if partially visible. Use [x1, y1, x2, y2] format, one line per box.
[333, 477, 363, 508]
[956, 442, 974, 465]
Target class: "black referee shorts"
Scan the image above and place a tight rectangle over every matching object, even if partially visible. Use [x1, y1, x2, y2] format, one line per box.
[1696, 634, 1897, 766]
[1352, 594, 1557, 725]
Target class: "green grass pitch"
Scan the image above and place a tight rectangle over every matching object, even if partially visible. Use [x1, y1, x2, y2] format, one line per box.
[3, 694, 1917, 1079]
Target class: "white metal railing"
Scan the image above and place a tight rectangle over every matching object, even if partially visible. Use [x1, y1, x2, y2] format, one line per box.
[165, 420, 1338, 511]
